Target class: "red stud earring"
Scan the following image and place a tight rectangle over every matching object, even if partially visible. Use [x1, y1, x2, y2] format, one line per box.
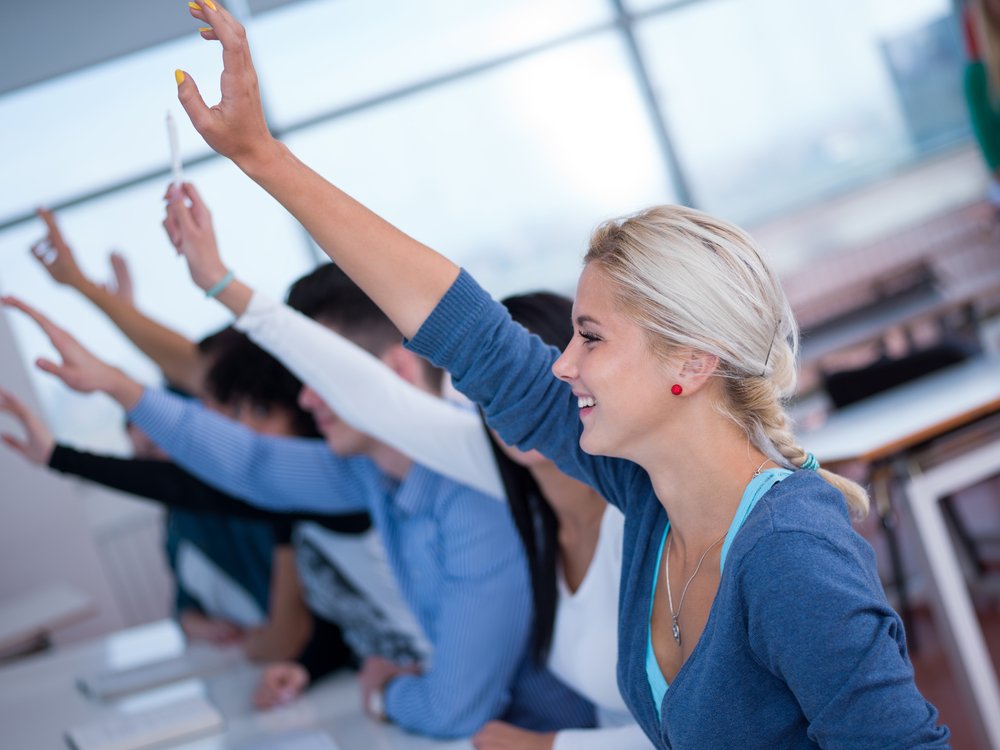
[671, 384, 683, 396]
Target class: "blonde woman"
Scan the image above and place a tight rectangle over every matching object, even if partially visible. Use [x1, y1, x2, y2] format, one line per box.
[171, 4, 949, 747]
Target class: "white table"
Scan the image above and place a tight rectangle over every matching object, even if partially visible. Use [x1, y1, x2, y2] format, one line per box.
[0, 584, 94, 657]
[801, 355, 1000, 750]
[0, 620, 473, 750]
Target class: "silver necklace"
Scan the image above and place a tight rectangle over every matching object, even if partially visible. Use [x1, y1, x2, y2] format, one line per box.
[664, 458, 772, 646]
[664, 529, 727, 646]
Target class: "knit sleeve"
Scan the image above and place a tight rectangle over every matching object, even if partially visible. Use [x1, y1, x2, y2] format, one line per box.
[406, 269, 639, 511]
[742, 530, 950, 749]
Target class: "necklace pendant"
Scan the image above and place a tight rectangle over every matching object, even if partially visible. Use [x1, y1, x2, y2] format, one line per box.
[671, 617, 681, 646]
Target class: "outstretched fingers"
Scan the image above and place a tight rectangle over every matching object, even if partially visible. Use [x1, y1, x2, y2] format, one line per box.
[1, 296, 64, 341]
[181, 183, 211, 227]
[0, 387, 30, 423]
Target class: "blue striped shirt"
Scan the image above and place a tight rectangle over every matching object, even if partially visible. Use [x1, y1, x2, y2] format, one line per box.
[128, 388, 593, 738]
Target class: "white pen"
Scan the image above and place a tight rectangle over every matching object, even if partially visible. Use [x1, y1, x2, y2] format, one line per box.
[167, 110, 183, 188]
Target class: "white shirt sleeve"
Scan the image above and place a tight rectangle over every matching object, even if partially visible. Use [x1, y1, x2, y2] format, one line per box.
[234, 291, 504, 499]
[553, 723, 653, 750]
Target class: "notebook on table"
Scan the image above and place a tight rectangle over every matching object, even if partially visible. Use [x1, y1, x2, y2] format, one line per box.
[64, 695, 224, 750]
[78, 644, 241, 700]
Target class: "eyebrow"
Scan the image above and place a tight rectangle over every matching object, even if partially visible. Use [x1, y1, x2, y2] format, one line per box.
[575, 314, 601, 327]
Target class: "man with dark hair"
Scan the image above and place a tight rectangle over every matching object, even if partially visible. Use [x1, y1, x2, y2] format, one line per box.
[286, 263, 444, 390]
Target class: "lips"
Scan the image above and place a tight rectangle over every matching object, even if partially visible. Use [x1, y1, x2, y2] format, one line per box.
[575, 393, 596, 420]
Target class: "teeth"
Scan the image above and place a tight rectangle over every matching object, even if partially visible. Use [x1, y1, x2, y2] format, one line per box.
[577, 396, 596, 408]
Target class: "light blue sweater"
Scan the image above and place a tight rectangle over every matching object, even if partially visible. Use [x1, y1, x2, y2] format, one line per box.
[406, 269, 950, 749]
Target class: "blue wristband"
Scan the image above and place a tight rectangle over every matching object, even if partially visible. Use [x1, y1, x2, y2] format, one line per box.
[205, 270, 235, 299]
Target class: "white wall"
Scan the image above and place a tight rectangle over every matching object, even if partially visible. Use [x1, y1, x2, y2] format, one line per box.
[0, 308, 170, 644]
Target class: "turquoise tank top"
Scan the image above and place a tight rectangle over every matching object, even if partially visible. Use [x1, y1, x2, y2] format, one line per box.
[645, 468, 793, 715]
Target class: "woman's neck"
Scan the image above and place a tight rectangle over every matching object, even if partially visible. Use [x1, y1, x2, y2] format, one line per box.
[639, 413, 774, 558]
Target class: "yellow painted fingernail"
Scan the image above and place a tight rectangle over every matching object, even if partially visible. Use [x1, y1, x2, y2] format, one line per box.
[175, 69, 185, 85]
[204, 0, 217, 10]
[198, 26, 211, 32]
[188, 2, 201, 10]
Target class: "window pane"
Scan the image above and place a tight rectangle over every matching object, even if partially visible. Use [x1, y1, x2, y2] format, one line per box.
[635, 0, 963, 224]
[284, 32, 676, 299]
[0, 34, 225, 225]
[251, 0, 614, 127]
[0, 160, 314, 453]
[623, 0, 690, 15]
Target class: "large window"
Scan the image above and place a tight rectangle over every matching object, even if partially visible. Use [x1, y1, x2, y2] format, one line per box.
[0, 160, 314, 452]
[633, 0, 964, 223]
[284, 31, 673, 298]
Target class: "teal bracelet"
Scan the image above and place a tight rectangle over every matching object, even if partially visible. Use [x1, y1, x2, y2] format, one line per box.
[205, 270, 235, 299]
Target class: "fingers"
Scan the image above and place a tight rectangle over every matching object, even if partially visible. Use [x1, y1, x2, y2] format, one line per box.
[0, 433, 29, 458]
[35, 207, 63, 243]
[162, 215, 181, 250]
[253, 665, 304, 708]
[109, 251, 135, 303]
[2, 296, 63, 339]
[110, 251, 131, 284]
[166, 190, 198, 239]
[35, 357, 68, 381]
[181, 183, 211, 226]
[0, 387, 30, 423]
[175, 70, 213, 137]
[197, 1, 252, 72]
[30, 239, 58, 267]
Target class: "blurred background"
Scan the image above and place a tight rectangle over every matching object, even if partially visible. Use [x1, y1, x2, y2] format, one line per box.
[0, 0, 998, 746]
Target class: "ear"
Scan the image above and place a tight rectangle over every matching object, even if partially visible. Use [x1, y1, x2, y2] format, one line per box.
[380, 344, 423, 386]
[675, 349, 719, 394]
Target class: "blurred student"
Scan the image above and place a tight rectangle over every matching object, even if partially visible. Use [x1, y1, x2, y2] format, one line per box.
[1, 283, 594, 739]
[0, 337, 426, 681]
[26, 211, 289, 648]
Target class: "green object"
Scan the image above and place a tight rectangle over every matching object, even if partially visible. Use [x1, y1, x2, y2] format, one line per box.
[965, 60, 1000, 172]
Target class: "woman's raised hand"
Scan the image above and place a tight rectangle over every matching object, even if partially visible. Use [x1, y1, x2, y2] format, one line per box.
[0, 387, 55, 465]
[162, 182, 229, 292]
[176, 1, 277, 170]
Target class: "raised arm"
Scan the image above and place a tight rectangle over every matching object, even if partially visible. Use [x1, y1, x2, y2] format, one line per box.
[161, 184, 502, 499]
[31, 210, 205, 394]
[1, 295, 144, 410]
[1, 295, 373, 515]
[175, 3, 456, 338]
[172, 6, 637, 506]
[125, 388, 375, 515]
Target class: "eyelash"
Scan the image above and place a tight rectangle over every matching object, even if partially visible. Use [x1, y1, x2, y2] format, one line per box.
[578, 330, 602, 345]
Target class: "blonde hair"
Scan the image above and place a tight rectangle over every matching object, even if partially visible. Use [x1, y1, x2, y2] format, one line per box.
[584, 205, 869, 518]
[972, 0, 1000, 100]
